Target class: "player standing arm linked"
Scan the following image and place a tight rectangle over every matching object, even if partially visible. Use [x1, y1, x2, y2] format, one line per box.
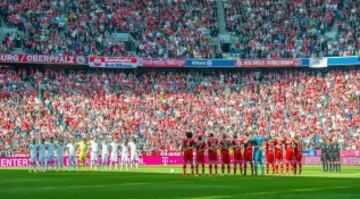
[243, 134, 254, 176]
[38, 139, 47, 172]
[56, 139, 65, 171]
[128, 139, 139, 170]
[232, 135, 244, 175]
[76, 138, 89, 169]
[28, 139, 38, 173]
[66, 140, 77, 171]
[46, 138, 55, 170]
[293, 136, 303, 175]
[195, 136, 206, 175]
[90, 138, 99, 170]
[121, 140, 129, 171]
[109, 139, 120, 170]
[182, 132, 195, 176]
[207, 133, 219, 176]
[220, 134, 231, 175]
[265, 138, 276, 175]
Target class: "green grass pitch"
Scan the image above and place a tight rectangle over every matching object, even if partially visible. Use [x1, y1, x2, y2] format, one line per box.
[0, 165, 359, 199]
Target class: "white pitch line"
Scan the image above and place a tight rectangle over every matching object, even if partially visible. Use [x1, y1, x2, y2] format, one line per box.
[2, 182, 149, 192]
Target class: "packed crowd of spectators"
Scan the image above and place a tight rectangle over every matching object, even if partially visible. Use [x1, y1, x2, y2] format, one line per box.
[0, 0, 219, 58]
[1, 0, 359, 58]
[0, 67, 359, 155]
[224, 0, 360, 58]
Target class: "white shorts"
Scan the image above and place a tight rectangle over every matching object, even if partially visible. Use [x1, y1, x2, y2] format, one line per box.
[121, 154, 128, 162]
[130, 153, 138, 162]
[48, 154, 54, 160]
[68, 154, 76, 163]
[57, 156, 64, 165]
[38, 156, 46, 164]
[101, 154, 108, 163]
[110, 154, 118, 162]
[91, 152, 98, 162]
[30, 155, 36, 164]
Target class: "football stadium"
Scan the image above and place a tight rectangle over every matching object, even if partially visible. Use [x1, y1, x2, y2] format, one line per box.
[0, 0, 359, 199]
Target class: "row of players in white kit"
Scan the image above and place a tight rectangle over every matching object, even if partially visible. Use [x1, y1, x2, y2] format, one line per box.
[89, 139, 139, 171]
[28, 138, 139, 172]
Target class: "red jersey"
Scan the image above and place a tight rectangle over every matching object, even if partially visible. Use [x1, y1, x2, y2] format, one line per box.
[207, 138, 219, 153]
[183, 138, 195, 153]
[243, 139, 253, 161]
[284, 137, 295, 161]
[196, 141, 207, 153]
[294, 141, 303, 161]
[233, 139, 243, 161]
[274, 138, 283, 160]
[244, 140, 253, 151]
[265, 141, 275, 153]
[196, 140, 206, 163]
[294, 141, 303, 154]
[265, 141, 275, 163]
[274, 139, 283, 152]
[285, 141, 294, 151]
[232, 139, 243, 152]
[219, 140, 231, 152]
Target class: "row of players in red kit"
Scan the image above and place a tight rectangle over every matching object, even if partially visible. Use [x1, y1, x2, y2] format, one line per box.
[181, 132, 303, 176]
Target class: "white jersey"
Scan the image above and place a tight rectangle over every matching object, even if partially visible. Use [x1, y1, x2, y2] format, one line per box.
[38, 143, 46, 160]
[128, 141, 138, 161]
[66, 143, 76, 156]
[121, 143, 128, 155]
[29, 144, 38, 160]
[110, 142, 119, 162]
[121, 143, 128, 162]
[101, 142, 109, 156]
[128, 141, 137, 154]
[56, 143, 65, 157]
[89, 140, 99, 163]
[110, 142, 119, 156]
[90, 140, 99, 153]
[47, 142, 55, 158]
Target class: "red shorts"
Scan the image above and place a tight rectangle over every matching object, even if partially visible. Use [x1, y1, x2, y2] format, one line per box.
[221, 150, 230, 164]
[183, 151, 193, 163]
[244, 149, 252, 161]
[196, 152, 205, 164]
[233, 150, 243, 162]
[208, 151, 218, 162]
[266, 151, 275, 163]
[275, 150, 283, 161]
[285, 150, 294, 161]
[295, 153, 302, 162]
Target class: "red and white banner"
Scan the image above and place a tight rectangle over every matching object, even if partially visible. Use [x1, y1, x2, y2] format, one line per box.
[0, 53, 86, 65]
[236, 58, 301, 68]
[88, 56, 138, 68]
[141, 58, 185, 67]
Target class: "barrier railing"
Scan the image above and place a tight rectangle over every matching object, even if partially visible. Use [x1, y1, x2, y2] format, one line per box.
[1, 53, 359, 68]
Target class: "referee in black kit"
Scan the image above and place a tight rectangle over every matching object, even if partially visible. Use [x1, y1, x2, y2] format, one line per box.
[320, 137, 331, 172]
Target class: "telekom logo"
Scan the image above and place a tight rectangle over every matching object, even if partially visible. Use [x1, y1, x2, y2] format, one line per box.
[162, 157, 169, 165]
[138, 158, 144, 165]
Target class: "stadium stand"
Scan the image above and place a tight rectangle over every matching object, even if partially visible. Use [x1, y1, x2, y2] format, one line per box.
[0, 68, 359, 156]
[0, 0, 359, 156]
[0, 0, 358, 58]
[223, 0, 360, 58]
[0, 0, 219, 58]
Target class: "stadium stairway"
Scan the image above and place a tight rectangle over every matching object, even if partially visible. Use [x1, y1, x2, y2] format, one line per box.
[215, 0, 227, 34]
[214, 0, 240, 58]
[0, 27, 18, 41]
[34, 80, 76, 136]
